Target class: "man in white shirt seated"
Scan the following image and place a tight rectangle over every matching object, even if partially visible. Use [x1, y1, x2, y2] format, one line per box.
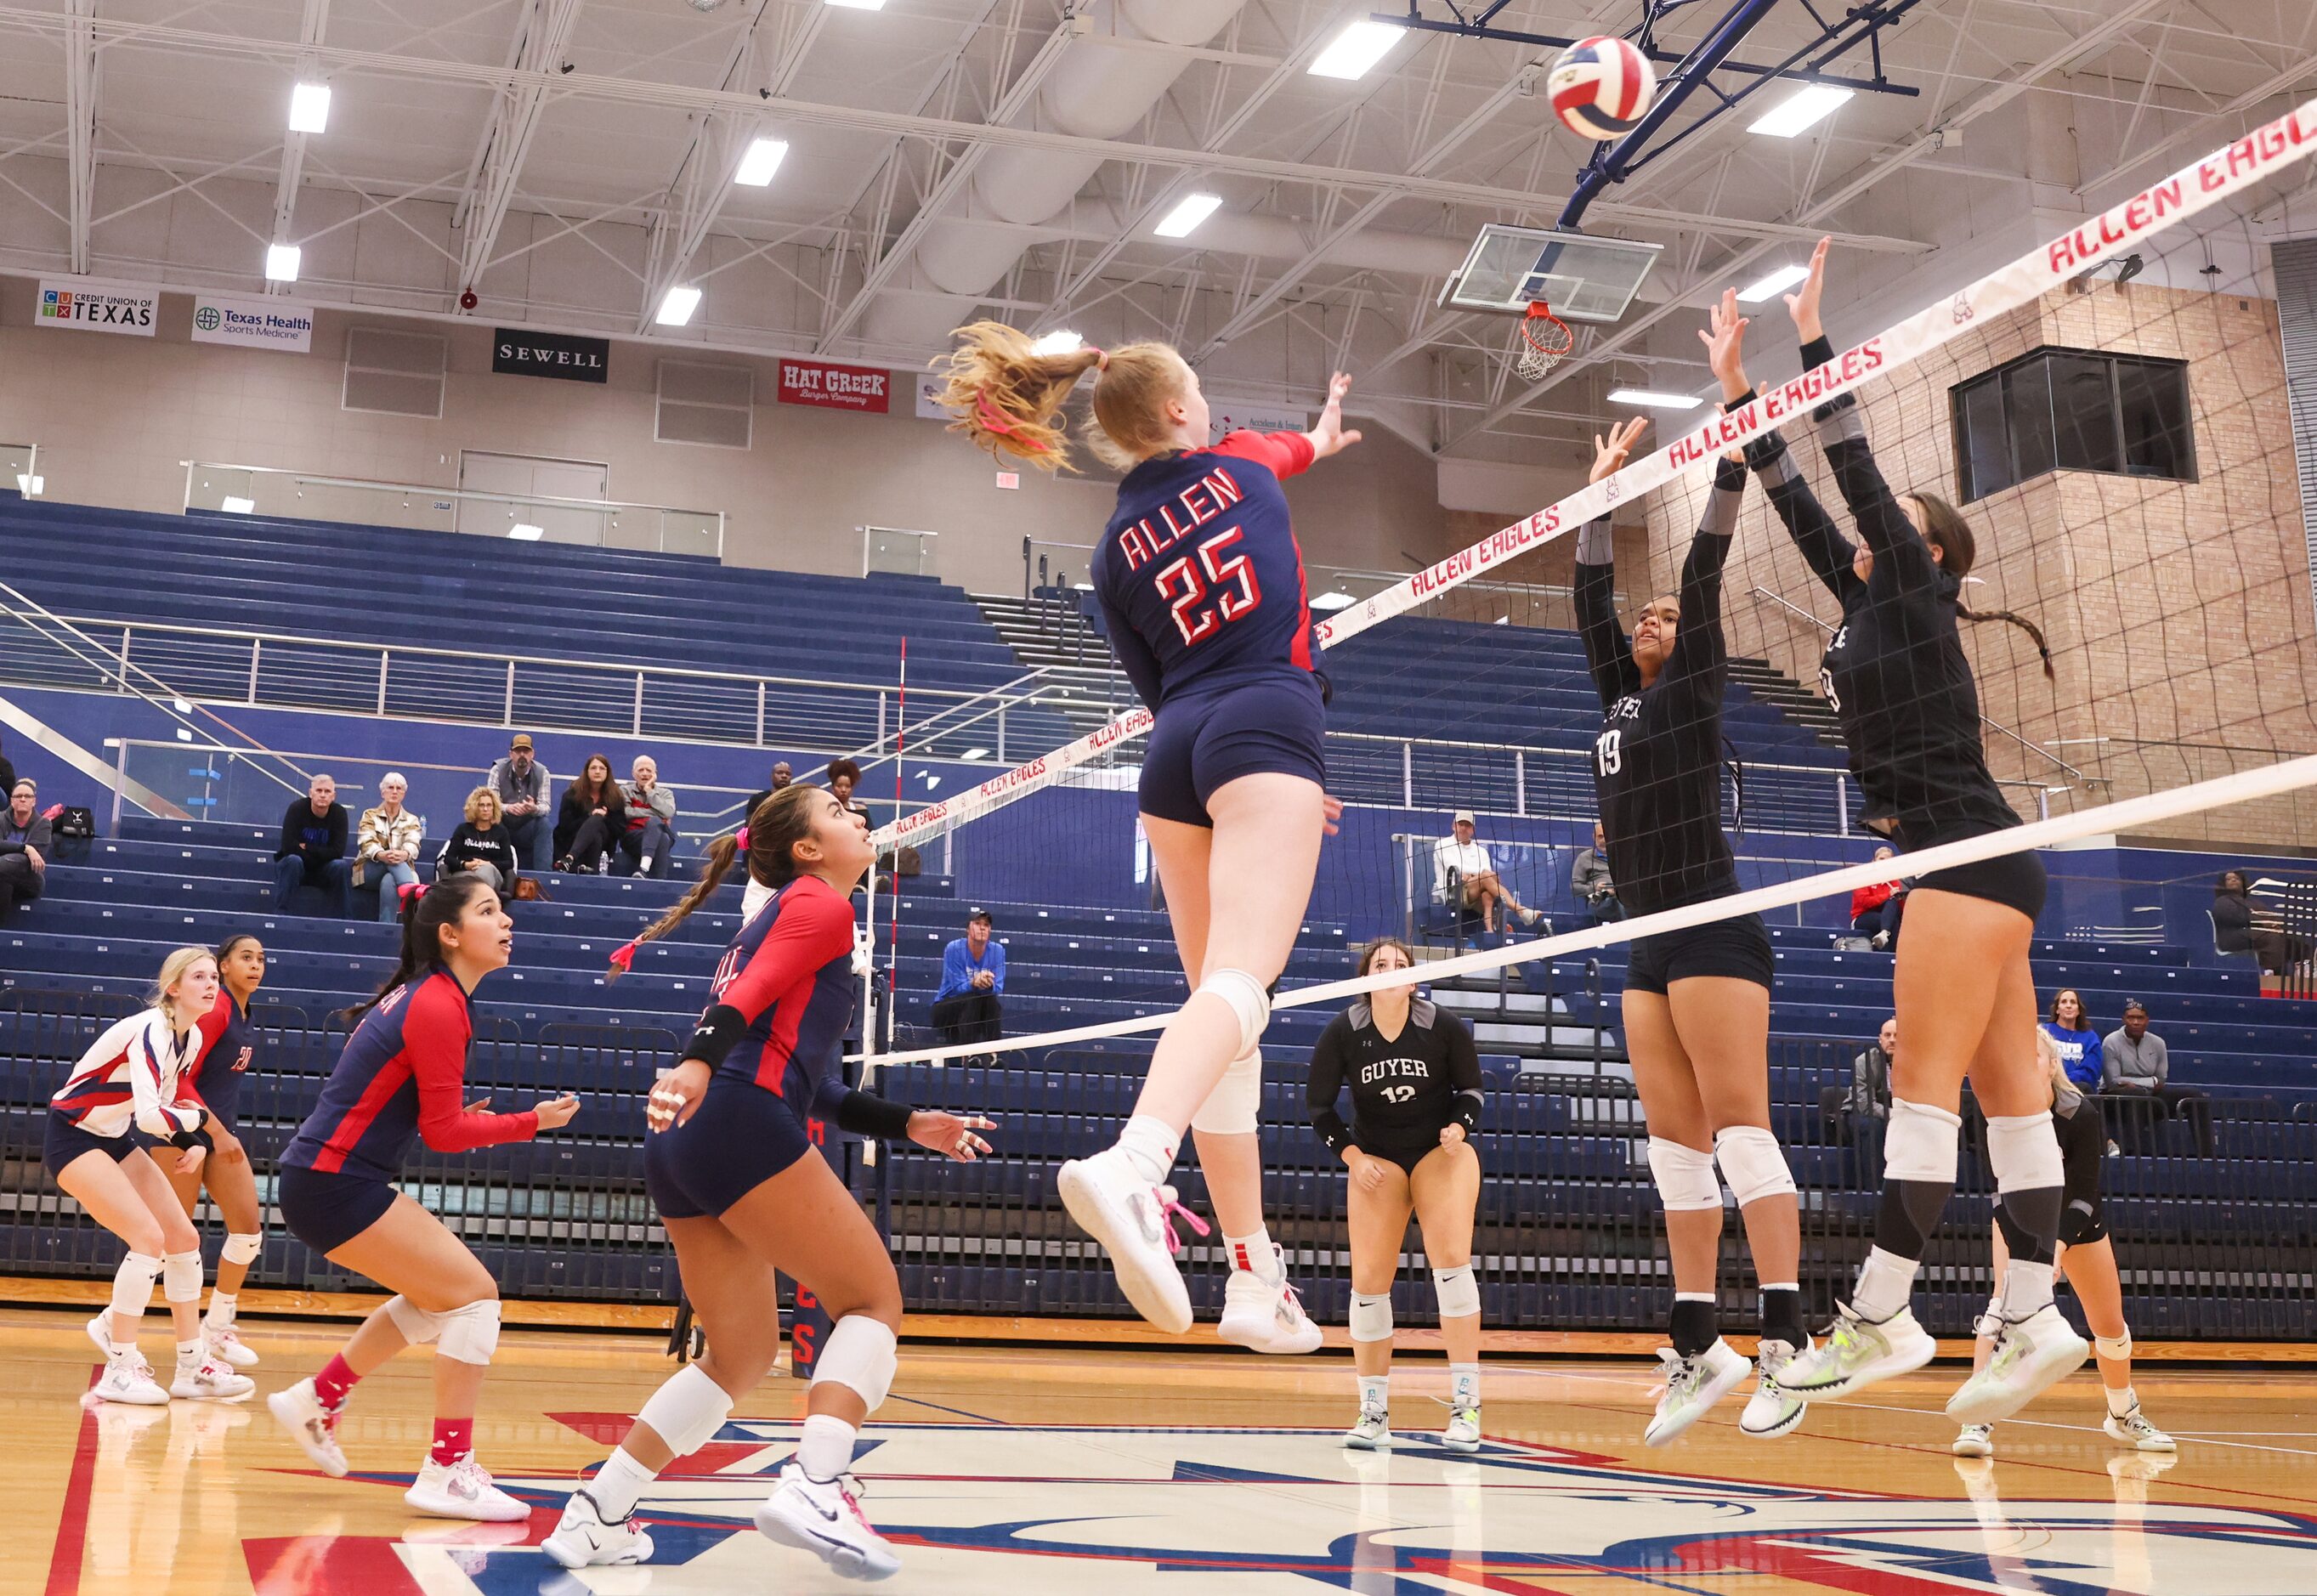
[1431, 809, 1539, 933]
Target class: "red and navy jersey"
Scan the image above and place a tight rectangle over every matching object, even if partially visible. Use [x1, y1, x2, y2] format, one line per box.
[1092, 429, 1318, 710]
[280, 970, 537, 1183]
[189, 989, 256, 1127]
[705, 874, 859, 1105]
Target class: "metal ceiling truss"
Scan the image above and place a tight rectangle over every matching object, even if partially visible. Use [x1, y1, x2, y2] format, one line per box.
[452, 0, 586, 309]
[264, 0, 331, 295]
[63, 0, 97, 273]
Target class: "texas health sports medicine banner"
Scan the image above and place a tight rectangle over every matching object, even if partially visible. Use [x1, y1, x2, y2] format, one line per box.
[35, 277, 159, 336]
[191, 293, 314, 354]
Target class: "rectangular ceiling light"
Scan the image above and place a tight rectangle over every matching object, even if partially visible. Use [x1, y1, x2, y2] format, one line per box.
[220, 496, 256, 513]
[1607, 388, 1705, 410]
[1736, 263, 1812, 303]
[1309, 590, 1357, 612]
[1153, 192, 1222, 239]
[655, 285, 703, 326]
[288, 82, 331, 134]
[508, 523, 545, 540]
[1309, 20, 1403, 80]
[264, 243, 302, 282]
[1748, 83, 1853, 139]
[734, 137, 789, 187]
[824, 0, 887, 9]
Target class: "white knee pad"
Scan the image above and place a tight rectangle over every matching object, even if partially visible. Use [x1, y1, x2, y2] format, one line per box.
[637, 1363, 735, 1457]
[1713, 1125, 1797, 1208]
[1431, 1265, 1480, 1322]
[1190, 1047, 1263, 1135]
[385, 1294, 445, 1345]
[1647, 1137, 1722, 1211]
[110, 1251, 161, 1322]
[221, 1231, 263, 1267]
[436, 1298, 502, 1366]
[1198, 969, 1271, 1056]
[812, 1316, 898, 1413]
[161, 1249, 204, 1305]
[1985, 1112, 2064, 1192]
[2093, 1329, 2133, 1362]
[1348, 1291, 1394, 1343]
[1884, 1098, 1963, 1184]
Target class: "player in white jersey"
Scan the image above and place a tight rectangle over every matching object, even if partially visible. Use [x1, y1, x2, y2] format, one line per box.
[46, 948, 253, 1406]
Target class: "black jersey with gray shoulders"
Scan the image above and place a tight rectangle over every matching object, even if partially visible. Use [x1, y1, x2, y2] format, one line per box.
[1307, 996, 1481, 1157]
[1747, 336, 2020, 848]
[1573, 455, 1748, 916]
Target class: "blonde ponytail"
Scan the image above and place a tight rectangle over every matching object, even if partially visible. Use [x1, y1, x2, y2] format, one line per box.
[933, 323, 1194, 473]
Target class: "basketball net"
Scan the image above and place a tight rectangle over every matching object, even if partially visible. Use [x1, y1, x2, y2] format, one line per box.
[1514, 300, 1574, 381]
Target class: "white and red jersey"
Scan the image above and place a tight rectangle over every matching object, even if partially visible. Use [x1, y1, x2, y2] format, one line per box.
[51, 1010, 208, 1141]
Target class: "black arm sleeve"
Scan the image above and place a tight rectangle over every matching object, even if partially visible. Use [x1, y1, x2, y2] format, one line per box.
[1800, 334, 1928, 578]
[813, 1078, 918, 1140]
[682, 1004, 748, 1069]
[1748, 427, 1861, 606]
[1442, 1011, 1483, 1135]
[1659, 456, 1748, 699]
[1306, 1014, 1354, 1155]
[1572, 519, 1640, 708]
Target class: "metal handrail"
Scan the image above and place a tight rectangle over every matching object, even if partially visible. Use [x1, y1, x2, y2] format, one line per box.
[1746, 585, 2089, 787]
[181, 461, 722, 546]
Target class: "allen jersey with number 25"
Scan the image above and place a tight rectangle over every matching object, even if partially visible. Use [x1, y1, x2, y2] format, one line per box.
[1091, 429, 1320, 710]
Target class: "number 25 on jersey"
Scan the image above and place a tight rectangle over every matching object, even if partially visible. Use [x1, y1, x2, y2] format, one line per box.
[1154, 527, 1261, 645]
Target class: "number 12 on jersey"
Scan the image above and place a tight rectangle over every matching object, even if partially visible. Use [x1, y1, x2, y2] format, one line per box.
[1154, 526, 1261, 645]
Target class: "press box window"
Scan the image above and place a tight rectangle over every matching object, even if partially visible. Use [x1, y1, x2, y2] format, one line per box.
[1950, 347, 2194, 501]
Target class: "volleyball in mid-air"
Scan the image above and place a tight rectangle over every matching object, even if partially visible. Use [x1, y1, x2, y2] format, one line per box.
[1547, 37, 1657, 142]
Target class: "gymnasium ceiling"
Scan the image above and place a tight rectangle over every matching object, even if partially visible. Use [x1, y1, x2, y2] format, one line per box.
[0, 0, 2312, 460]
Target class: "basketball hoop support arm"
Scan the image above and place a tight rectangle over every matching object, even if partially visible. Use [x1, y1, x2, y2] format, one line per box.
[1555, 0, 1929, 230]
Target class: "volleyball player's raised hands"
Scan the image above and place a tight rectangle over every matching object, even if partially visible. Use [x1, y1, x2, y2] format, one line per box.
[1589, 416, 1651, 484]
[1306, 372, 1363, 460]
[1700, 287, 1752, 402]
[1784, 235, 1832, 343]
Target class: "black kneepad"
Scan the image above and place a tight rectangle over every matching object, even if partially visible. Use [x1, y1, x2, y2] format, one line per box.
[2059, 1197, 2105, 1248]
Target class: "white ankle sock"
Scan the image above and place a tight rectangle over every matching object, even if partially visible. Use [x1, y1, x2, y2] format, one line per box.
[205, 1293, 236, 1330]
[589, 1446, 657, 1520]
[797, 1412, 857, 1483]
[1224, 1228, 1282, 1282]
[1450, 1363, 1480, 1407]
[1357, 1374, 1388, 1412]
[1998, 1259, 2055, 1323]
[1852, 1247, 1920, 1323]
[2106, 1384, 2138, 1419]
[176, 1338, 202, 1367]
[1115, 1115, 1180, 1186]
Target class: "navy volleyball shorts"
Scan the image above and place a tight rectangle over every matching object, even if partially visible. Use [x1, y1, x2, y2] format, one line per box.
[1624, 911, 1775, 995]
[1140, 672, 1328, 827]
[42, 1110, 140, 1176]
[277, 1163, 400, 1255]
[1907, 829, 2048, 921]
[644, 1076, 818, 1220]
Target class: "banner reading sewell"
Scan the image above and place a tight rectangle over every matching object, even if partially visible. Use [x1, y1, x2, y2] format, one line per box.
[191, 294, 314, 354]
[35, 278, 159, 337]
[493, 328, 609, 382]
[779, 358, 890, 413]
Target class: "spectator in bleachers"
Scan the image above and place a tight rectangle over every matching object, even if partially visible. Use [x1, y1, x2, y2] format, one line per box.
[271, 773, 351, 915]
[1825, 1015, 1896, 1140]
[739, 761, 792, 835]
[439, 787, 523, 896]
[2212, 869, 2303, 976]
[488, 733, 552, 874]
[2040, 988, 2103, 1094]
[0, 778, 49, 920]
[1570, 821, 1623, 924]
[1849, 846, 1906, 949]
[615, 755, 677, 880]
[930, 908, 1006, 1051]
[1434, 811, 1539, 933]
[828, 758, 869, 820]
[554, 753, 627, 873]
[354, 772, 425, 923]
[2101, 1000, 2212, 1157]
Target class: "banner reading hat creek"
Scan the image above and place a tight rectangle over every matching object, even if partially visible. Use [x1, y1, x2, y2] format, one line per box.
[872, 99, 2317, 855]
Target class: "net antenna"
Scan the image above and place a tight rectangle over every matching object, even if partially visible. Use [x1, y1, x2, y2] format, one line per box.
[1515, 300, 1574, 380]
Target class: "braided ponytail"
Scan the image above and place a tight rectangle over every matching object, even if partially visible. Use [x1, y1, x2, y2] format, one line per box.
[1907, 490, 2056, 681]
[609, 784, 824, 976]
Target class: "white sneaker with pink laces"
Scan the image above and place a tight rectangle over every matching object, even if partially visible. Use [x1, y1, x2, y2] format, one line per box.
[266, 1378, 348, 1475]
[405, 1456, 530, 1522]
[1216, 1246, 1323, 1355]
[755, 1460, 901, 1581]
[205, 1325, 259, 1368]
[1057, 1147, 1207, 1335]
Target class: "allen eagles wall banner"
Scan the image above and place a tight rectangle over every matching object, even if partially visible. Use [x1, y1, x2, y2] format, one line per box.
[779, 358, 891, 413]
[36, 278, 160, 337]
[492, 327, 609, 382]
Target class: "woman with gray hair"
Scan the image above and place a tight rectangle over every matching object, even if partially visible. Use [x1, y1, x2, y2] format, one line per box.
[438, 787, 523, 896]
[356, 772, 425, 922]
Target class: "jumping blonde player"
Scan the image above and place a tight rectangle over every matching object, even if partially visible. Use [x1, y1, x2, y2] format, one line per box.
[938, 325, 1360, 1350]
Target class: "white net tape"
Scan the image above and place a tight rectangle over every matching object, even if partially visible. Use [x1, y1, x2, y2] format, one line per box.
[869, 101, 2317, 862]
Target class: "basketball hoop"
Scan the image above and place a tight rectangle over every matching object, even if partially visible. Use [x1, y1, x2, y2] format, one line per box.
[1514, 301, 1573, 381]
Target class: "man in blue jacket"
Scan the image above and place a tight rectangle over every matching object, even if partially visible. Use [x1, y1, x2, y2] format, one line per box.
[932, 908, 1006, 1051]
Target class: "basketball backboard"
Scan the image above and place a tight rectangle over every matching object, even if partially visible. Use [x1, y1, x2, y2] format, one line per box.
[1440, 224, 1663, 322]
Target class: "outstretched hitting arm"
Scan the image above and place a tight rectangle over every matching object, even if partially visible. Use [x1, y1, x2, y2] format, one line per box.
[1572, 416, 1651, 709]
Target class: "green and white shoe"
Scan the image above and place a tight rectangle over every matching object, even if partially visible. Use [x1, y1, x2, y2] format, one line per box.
[1739, 1337, 1810, 1439]
[1776, 1304, 1936, 1401]
[1643, 1340, 1749, 1446]
[2104, 1406, 2175, 1452]
[1946, 1305, 2088, 1425]
[1343, 1402, 1392, 1452]
[1952, 1423, 1994, 1457]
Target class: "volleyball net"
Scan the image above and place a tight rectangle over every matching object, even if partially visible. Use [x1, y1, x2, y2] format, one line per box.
[859, 100, 2317, 1074]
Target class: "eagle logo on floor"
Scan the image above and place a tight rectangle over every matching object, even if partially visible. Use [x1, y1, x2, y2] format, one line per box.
[221, 1414, 2317, 1594]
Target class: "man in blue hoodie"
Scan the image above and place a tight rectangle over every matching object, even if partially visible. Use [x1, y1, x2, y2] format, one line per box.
[931, 908, 1006, 1050]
